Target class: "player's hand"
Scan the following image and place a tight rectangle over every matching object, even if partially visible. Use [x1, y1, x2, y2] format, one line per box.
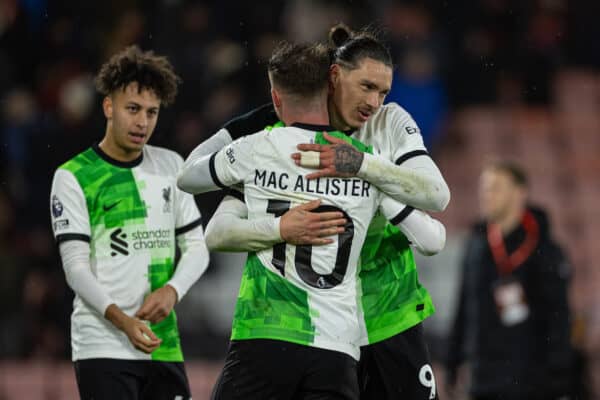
[105, 304, 162, 354]
[123, 317, 162, 354]
[135, 285, 178, 324]
[292, 132, 364, 179]
[280, 199, 347, 246]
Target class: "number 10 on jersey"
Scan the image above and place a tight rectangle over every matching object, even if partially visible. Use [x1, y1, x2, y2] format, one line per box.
[266, 199, 355, 289]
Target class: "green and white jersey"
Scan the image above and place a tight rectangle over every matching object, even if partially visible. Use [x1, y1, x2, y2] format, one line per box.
[353, 102, 429, 168]
[352, 103, 436, 345]
[50, 144, 202, 362]
[211, 124, 403, 360]
[358, 217, 435, 344]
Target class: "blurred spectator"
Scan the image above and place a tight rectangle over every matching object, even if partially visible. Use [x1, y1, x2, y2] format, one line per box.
[1, 88, 38, 204]
[445, 160, 576, 400]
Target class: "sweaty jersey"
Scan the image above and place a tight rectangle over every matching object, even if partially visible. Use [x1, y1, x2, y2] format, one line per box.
[50, 144, 202, 361]
[221, 103, 436, 345]
[210, 123, 403, 360]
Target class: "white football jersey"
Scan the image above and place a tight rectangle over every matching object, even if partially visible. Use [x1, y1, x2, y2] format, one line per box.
[50, 144, 201, 361]
[211, 124, 403, 359]
[354, 102, 429, 163]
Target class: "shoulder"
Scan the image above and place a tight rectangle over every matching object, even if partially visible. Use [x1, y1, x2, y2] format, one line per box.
[53, 167, 79, 188]
[57, 147, 105, 187]
[218, 130, 269, 170]
[223, 103, 278, 140]
[58, 147, 96, 173]
[374, 102, 411, 121]
[145, 144, 184, 161]
[360, 103, 420, 142]
[233, 127, 284, 147]
[373, 103, 419, 131]
[144, 144, 184, 171]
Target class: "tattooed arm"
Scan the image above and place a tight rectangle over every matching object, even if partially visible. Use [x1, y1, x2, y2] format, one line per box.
[292, 133, 449, 211]
[299, 142, 365, 177]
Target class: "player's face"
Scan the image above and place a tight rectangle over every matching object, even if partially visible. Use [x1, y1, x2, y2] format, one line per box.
[479, 169, 523, 222]
[329, 58, 392, 130]
[103, 82, 160, 160]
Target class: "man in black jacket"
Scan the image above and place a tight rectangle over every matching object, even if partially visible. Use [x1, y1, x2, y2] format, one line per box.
[446, 161, 575, 400]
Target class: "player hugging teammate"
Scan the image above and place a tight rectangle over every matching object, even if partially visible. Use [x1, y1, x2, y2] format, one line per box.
[179, 24, 449, 400]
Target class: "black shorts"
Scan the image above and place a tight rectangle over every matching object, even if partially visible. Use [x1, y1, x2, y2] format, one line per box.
[211, 339, 359, 400]
[358, 323, 438, 400]
[74, 358, 190, 400]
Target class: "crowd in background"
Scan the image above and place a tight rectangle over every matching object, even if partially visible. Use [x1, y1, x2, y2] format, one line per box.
[1, 0, 599, 389]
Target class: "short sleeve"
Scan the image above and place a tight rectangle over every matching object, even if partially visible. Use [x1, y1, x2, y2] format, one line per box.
[212, 134, 257, 188]
[50, 169, 91, 243]
[386, 103, 430, 165]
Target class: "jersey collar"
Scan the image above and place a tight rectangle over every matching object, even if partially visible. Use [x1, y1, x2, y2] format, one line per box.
[92, 143, 144, 168]
[291, 122, 353, 136]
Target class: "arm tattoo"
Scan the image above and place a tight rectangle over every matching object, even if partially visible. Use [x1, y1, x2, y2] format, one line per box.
[333, 144, 364, 175]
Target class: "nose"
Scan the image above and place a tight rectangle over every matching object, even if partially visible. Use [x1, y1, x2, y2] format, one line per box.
[136, 112, 148, 129]
[365, 92, 380, 109]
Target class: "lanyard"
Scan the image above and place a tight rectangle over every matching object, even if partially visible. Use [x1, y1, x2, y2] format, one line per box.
[487, 210, 540, 276]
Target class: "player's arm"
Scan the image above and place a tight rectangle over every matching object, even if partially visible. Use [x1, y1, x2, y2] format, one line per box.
[205, 194, 346, 252]
[357, 150, 449, 212]
[379, 196, 446, 256]
[177, 135, 254, 194]
[177, 129, 234, 194]
[51, 170, 160, 353]
[293, 106, 450, 212]
[205, 192, 281, 252]
[178, 104, 278, 194]
[135, 229, 208, 324]
[178, 104, 346, 250]
[136, 183, 209, 324]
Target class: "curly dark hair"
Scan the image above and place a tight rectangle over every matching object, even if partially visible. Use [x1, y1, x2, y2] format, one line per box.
[95, 45, 181, 106]
[268, 41, 330, 97]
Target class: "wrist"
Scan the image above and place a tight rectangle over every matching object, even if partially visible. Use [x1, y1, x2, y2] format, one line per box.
[165, 283, 179, 303]
[104, 304, 129, 330]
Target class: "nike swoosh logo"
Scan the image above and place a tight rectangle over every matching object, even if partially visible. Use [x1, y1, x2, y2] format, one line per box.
[103, 201, 121, 212]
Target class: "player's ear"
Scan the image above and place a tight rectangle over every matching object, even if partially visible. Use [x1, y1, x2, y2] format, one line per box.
[330, 64, 341, 88]
[271, 88, 282, 109]
[102, 96, 113, 120]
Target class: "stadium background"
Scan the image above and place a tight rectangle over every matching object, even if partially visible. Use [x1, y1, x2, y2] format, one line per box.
[0, 0, 599, 398]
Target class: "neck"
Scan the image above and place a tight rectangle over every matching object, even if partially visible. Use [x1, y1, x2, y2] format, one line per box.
[328, 97, 351, 131]
[280, 97, 329, 127]
[99, 126, 142, 162]
[496, 207, 525, 234]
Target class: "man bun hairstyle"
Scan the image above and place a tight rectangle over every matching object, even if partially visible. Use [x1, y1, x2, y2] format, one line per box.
[328, 23, 392, 70]
[268, 41, 330, 97]
[328, 23, 352, 48]
[95, 45, 181, 106]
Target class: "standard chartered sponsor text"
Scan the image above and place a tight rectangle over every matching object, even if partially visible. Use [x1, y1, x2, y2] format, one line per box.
[132, 229, 172, 249]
